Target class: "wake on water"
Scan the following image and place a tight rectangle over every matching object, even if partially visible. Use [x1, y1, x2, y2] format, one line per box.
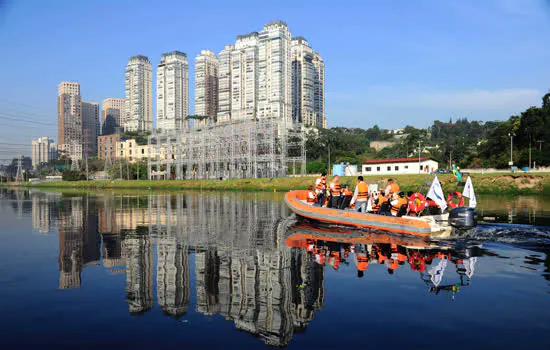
[453, 223, 550, 247]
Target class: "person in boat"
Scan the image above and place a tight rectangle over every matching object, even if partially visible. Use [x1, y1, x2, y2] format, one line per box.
[340, 184, 353, 209]
[390, 192, 408, 216]
[306, 185, 316, 205]
[425, 197, 442, 215]
[328, 175, 342, 209]
[350, 176, 369, 212]
[314, 172, 327, 207]
[372, 191, 388, 214]
[384, 178, 400, 197]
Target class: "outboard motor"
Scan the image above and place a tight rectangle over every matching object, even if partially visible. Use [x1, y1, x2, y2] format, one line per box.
[448, 207, 477, 229]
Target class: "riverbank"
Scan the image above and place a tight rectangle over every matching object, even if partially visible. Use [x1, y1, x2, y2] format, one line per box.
[3, 172, 549, 195]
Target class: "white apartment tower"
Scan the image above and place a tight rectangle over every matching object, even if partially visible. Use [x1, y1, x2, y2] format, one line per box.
[216, 21, 294, 127]
[195, 50, 219, 120]
[31, 137, 57, 168]
[156, 51, 189, 132]
[231, 32, 259, 121]
[257, 21, 292, 126]
[291, 37, 325, 127]
[125, 55, 153, 132]
[217, 45, 233, 122]
[81, 101, 100, 157]
[57, 81, 82, 160]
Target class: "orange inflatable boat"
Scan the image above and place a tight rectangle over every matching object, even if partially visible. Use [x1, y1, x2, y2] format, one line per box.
[284, 190, 452, 238]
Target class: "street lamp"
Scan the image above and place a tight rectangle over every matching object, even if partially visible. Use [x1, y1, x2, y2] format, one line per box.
[508, 133, 515, 167]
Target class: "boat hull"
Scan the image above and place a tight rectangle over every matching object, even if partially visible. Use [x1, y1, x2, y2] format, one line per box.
[284, 190, 434, 237]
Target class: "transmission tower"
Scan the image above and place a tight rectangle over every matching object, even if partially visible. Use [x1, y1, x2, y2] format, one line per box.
[70, 143, 81, 171]
[15, 154, 23, 183]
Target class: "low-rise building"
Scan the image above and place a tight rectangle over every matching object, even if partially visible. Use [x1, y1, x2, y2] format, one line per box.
[361, 157, 438, 175]
[118, 139, 149, 163]
[98, 134, 120, 160]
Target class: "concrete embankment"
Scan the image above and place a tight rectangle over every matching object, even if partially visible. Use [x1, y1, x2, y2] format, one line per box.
[3, 172, 549, 195]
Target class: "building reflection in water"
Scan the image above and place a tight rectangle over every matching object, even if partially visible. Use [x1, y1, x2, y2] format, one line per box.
[22, 188, 513, 347]
[124, 231, 153, 314]
[58, 196, 100, 289]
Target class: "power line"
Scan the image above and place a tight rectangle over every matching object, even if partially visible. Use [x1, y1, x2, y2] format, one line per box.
[0, 114, 56, 125]
[0, 106, 53, 119]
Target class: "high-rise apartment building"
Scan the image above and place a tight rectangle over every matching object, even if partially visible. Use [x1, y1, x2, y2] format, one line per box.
[82, 101, 99, 157]
[125, 55, 153, 132]
[156, 51, 189, 132]
[217, 45, 233, 122]
[291, 37, 325, 127]
[216, 21, 297, 127]
[313, 51, 325, 128]
[31, 137, 57, 168]
[257, 21, 292, 126]
[57, 81, 82, 160]
[231, 32, 259, 121]
[102, 98, 125, 130]
[195, 50, 219, 120]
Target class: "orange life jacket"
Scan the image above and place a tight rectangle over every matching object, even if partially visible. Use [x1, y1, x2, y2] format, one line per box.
[315, 177, 326, 191]
[344, 189, 353, 196]
[372, 195, 386, 212]
[306, 191, 316, 203]
[389, 183, 400, 195]
[357, 182, 368, 200]
[329, 180, 341, 196]
[391, 197, 408, 214]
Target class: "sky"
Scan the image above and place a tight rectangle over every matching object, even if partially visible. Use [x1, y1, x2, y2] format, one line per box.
[0, 0, 549, 159]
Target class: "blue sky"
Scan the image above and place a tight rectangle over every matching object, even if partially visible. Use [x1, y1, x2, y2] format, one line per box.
[0, 0, 549, 158]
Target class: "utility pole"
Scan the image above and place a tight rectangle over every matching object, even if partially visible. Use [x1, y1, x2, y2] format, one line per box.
[508, 133, 514, 166]
[15, 154, 23, 183]
[327, 143, 331, 175]
[418, 141, 422, 173]
[85, 129, 89, 181]
[529, 135, 532, 168]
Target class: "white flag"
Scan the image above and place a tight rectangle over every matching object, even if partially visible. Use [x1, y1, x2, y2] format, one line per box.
[462, 176, 477, 208]
[426, 175, 448, 212]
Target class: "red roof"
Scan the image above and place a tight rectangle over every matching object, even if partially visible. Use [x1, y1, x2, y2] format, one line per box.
[362, 157, 431, 165]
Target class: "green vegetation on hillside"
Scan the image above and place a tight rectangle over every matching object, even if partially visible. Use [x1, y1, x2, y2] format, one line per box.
[305, 92, 550, 171]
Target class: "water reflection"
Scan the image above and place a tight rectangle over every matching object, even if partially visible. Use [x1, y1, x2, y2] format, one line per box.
[1, 188, 550, 347]
[284, 224, 485, 300]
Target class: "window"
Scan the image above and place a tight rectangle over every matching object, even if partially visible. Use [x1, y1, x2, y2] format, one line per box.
[366, 167, 372, 172]
[377, 167, 380, 171]
[395, 166, 399, 171]
[405, 165, 408, 169]
[387, 166, 391, 171]
[420, 165, 423, 170]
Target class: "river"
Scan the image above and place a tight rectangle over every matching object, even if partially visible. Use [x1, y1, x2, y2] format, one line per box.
[0, 188, 549, 348]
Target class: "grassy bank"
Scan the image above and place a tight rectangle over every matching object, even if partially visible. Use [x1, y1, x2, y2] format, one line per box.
[4, 172, 550, 195]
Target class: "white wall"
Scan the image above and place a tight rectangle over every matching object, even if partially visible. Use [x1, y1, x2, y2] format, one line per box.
[362, 160, 438, 175]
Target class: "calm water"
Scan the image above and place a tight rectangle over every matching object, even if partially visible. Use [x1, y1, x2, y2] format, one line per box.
[1, 189, 550, 349]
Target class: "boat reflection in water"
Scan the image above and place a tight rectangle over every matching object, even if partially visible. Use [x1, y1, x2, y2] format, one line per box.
[284, 223, 482, 300]
[13, 190, 512, 347]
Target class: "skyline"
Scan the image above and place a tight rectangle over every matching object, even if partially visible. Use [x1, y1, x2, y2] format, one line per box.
[1, 0, 549, 158]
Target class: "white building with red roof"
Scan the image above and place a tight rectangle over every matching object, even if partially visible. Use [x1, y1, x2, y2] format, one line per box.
[361, 157, 438, 175]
